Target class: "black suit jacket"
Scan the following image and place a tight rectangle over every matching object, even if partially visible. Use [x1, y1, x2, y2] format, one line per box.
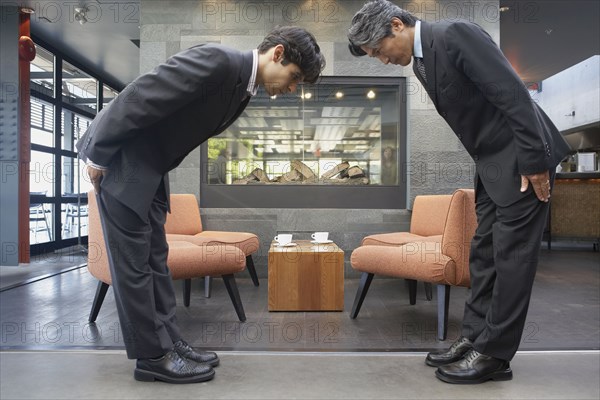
[415, 21, 571, 206]
[77, 44, 253, 217]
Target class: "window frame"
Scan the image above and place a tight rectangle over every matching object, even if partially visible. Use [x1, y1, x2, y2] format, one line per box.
[29, 37, 121, 255]
[199, 76, 408, 209]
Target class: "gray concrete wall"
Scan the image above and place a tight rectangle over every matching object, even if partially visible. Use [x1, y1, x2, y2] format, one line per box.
[140, 0, 499, 276]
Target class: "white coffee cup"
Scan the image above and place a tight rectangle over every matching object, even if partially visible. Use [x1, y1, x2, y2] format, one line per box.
[311, 232, 329, 242]
[274, 234, 293, 246]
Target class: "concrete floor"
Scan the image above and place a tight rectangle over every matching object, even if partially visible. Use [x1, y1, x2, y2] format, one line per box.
[1, 350, 599, 399]
[1, 245, 598, 399]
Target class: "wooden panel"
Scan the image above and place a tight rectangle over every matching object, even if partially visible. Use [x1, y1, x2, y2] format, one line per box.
[268, 240, 344, 311]
[551, 178, 600, 238]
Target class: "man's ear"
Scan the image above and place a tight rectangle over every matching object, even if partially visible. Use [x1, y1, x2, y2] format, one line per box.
[391, 17, 404, 32]
[272, 44, 285, 63]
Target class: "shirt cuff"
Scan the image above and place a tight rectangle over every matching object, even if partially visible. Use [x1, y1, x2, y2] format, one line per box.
[85, 159, 108, 171]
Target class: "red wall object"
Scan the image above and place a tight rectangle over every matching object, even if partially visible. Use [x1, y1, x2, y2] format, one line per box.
[18, 12, 33, 263]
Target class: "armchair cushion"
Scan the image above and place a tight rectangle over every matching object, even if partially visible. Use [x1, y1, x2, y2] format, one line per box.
[351, 242, 458, 285]
[410, 195, 453, 236]
[166, 233, 217, 246]
[164, 194, 203, 235]
[361, 232, 442, 247]
[361, 194, 451, 247]
[166, 232, 259, 256]
[167, 241, 245, 279]
[195, 231, 259, 255]
[165, 194, 260, 257]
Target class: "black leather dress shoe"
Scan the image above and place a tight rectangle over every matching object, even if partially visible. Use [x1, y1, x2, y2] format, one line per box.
[135, 350, 215, 383]
[425, 336, 473, 367]
[173, 340, 220, 367]
[435, 349, 513, 384]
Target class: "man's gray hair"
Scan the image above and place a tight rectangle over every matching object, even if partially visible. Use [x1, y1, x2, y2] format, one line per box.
[348, 0, 418, 56]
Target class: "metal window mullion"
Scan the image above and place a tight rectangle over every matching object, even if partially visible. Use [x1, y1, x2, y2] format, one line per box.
[54, 54, 63, 243]
[31, 90, 57, 105]
[61, 101, 95, 120]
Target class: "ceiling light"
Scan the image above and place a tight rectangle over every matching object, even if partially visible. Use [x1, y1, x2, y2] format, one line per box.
[270, 95, 277, 100]
[367, 90, 376, 99]
[335, 91, 344, 99]
[20, 7, 35, 14]
[303, 92, 312, 99]
[499, 6, 510, 12]
[74, 7, 88, 25]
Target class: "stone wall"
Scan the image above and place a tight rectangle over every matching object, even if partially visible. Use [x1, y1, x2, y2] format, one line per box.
[140, 0, 499, 277]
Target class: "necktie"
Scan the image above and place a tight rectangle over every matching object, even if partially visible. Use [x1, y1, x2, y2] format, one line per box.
[415, 57, 427, 83]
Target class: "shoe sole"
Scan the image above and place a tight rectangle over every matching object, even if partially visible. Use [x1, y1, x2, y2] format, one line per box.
[134, 368, 215, 384]
[435, 368, 513, 384]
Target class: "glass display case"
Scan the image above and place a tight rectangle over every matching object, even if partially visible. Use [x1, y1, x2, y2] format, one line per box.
[201, 77, 406, 209]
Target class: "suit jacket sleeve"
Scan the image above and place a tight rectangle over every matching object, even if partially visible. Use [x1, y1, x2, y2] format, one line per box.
[445, 22, 549, 175]
[78, 45, 229, 167]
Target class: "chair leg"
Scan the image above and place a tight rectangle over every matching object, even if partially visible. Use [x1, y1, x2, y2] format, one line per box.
[43, 210, 52, 240]
[89, 281, 109, 322]
[437, 284, 451, 341]
[222, 274, 246, 322]
[246, 255, 260, 287]
[424, 282, 433, 301]
[183, 279, 191, 307]
[350, 272, 374, 319]
[204, 276, 212, 298]
[407, 279, 417, 305]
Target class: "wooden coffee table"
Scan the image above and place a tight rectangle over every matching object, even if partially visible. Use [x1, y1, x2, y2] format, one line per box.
[268, 240, 344, 311]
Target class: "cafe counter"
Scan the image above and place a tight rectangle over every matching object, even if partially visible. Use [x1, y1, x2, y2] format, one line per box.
[550, 173, 600, 248]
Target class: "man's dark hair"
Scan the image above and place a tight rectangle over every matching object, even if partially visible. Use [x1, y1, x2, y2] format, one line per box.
[258, 26, 326, 84]
[348, 0, 418, 57]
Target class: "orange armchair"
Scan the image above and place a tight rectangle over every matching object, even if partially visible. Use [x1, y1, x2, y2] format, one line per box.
[360, 193, 453, 300]
[165, 194, 260, 297]
[86, 192, 248, 322]
[350, 189, 476, 340]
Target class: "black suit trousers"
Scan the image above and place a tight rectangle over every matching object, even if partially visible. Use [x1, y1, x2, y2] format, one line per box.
[97, 178, 180, 359]
[462, 176, 552, 361]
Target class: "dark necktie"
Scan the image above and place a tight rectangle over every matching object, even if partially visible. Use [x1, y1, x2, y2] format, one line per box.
[414, 57, 427, 83]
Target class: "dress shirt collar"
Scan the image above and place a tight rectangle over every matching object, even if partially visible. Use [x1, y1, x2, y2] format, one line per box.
[247, 49, 259, 96]
[413, 20, 423, 58]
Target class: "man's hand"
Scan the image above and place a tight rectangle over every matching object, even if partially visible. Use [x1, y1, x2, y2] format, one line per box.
[87, 165, 105, 194]
[520, 170, 551, 202]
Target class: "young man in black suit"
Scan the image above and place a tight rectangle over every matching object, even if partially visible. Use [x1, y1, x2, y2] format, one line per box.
[77, 26, 325, 384]
[348, 0, 570, 384]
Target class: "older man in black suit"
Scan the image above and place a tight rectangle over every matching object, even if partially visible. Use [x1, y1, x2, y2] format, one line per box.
[348, 0, 570, 384]
[77, 26, 325, 384]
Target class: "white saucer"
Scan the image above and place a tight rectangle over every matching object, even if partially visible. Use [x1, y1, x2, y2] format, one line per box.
[310, 240, 333, 244]
[276, 242, 297, 247]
